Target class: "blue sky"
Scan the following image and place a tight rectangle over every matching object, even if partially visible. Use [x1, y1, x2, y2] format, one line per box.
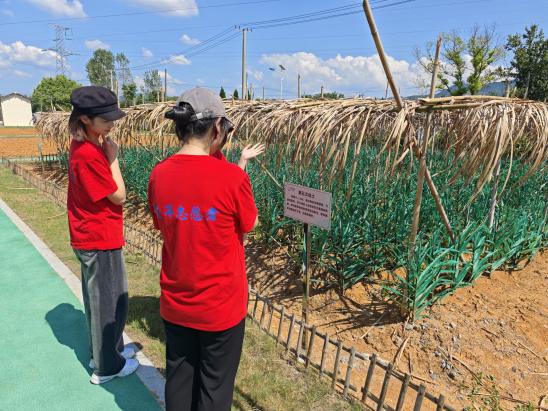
[0, 0, 546, 99]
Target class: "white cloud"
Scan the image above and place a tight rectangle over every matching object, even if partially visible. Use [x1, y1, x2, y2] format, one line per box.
[260, 52, 425, 97]
[167, 54, 191, 65]
[0, 40, 57, 68]
[14, 70, 32, 78]
[0, 59, 11, 69]
[196, 78, 204, 84]
[1, 9, 14, 17]
[141, 47, 153, 58]
[157, 70, 184, 95]
[159, 70, 184, 85]
[125, 0, 198, 17]
[84, 39, 110, 51]
[26, 0, 86, 17]
[180, 34, 200, 45]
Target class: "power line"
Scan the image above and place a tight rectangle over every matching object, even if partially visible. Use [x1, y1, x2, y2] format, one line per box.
[0, 0, 284, 27]
[127, 0, 419, 72]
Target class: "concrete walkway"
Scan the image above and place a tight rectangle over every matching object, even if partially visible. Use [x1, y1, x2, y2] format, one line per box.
[0, 198, 164, 411]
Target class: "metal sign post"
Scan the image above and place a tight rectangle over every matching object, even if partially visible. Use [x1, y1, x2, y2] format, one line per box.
[284, 183, 332, 350]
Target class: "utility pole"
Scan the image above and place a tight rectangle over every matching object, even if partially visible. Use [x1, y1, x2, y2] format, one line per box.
[241, 28, 249, 100]
[262, 86, 265, 100]
[164, 69, 168, 102]
[49, 25, 76, 76]
[297, 74, 301, 99]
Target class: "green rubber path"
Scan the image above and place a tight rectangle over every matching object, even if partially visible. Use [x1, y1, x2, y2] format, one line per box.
[0, 206, 162, 411]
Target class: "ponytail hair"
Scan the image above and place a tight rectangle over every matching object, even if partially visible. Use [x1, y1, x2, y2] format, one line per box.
[68, 109, 96, 142]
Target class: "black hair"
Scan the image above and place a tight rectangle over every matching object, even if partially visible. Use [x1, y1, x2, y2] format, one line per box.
[68, 109, 97, 141]
[167, 102, 232, 144]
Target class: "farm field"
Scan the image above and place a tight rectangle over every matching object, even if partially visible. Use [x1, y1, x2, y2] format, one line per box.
[32, 96, 547, 410]
[18, 159, 548, 410]
[0, 127, 56, 157]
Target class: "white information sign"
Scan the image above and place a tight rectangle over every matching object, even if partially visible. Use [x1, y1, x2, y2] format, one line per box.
[284, 183, 332, 230]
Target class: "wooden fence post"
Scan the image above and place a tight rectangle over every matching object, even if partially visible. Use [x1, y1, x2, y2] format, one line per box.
[362, 353, 377, 402]
[332, 341, 343, 390]
[343, 348, 356, 397]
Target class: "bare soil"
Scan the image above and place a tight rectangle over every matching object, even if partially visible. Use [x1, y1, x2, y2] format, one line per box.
[22, 162, 548, 410]
[0, 128, 56, 157]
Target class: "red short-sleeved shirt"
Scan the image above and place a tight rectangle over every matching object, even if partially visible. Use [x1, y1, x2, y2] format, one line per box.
[67, 139, 124, 250]
[147, 153, 258, 331]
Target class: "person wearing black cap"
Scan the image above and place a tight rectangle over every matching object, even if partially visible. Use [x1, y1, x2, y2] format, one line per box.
[148, 87, 260, 410]
[67, 86, 139, 384]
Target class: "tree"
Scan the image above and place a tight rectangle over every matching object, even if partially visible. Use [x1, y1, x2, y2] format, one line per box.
[144, 69, 162, 102]
[506, 25, 548, 101]
[466, 26, 506, 94]
[115, 53, 132, 87]
[32, 75, 81, 112]
[416, 26, 505, 96]
[232, 89, 239, 100]
[302, 91, 344, 99]
[122, 82, 137, 107]
[86, 49, 115, 88]
[219, 86, 226, 99]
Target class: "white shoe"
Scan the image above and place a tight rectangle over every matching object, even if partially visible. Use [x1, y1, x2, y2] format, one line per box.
[90, 358, 140, 385]
[89, 346, 136, 369]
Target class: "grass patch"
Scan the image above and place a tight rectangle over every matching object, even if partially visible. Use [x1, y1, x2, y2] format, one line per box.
[0, 166, 363, 411]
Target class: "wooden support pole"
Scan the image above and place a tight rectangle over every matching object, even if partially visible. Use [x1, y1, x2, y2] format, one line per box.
[362, 1, 455, 244]
[362, 0, 403, 108]
[302, 223, 311, 350]
[488, 159, 502, 229]
[408, 36, 442, 262]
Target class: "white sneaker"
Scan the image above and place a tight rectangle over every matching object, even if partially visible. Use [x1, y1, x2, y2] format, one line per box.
[89, 346, 136, 369]
[90, 358, 140, 385]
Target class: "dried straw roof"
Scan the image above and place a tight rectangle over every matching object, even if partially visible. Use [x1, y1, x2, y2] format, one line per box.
[37, 96, 547, 193]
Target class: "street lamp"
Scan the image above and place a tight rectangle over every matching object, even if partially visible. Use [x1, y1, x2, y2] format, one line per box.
[269, 64, 286, 100]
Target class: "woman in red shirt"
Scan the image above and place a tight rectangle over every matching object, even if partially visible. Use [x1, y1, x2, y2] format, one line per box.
[67, 86, 139, 384]
[148, 88, 259, 411]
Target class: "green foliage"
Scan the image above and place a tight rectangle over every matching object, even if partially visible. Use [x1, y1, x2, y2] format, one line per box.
[144, 70, 162, 102]
[122, 83, 137, 107]
[86, 49, 115, 88]
[85, 143, 547, 321]
[219, 86, 227, 99]
[418, 26, 505, 96]
[302, 91, 345, 99]
[115, 52, 132, 87]
[31, 75, 81, 112]
[506, 25, 548, 101]
[233, 89, 239, 99]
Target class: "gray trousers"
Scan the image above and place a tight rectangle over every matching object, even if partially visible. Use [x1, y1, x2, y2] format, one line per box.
[74, 248, 128, 376]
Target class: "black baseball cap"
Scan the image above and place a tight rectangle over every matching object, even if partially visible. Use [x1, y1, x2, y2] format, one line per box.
[70, 86, 126, 121]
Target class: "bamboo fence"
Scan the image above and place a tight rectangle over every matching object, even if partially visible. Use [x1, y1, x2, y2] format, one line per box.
[1, 157, 459, 411]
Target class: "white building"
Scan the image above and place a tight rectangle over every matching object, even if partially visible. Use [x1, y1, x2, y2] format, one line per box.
[0, 93, 33, 127]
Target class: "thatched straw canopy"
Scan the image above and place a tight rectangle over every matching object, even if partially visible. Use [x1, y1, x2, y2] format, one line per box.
[36, 96, 547, 192]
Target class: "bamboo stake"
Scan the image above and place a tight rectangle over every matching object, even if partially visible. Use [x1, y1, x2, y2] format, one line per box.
[488, 159, 502, 229]
[362, 0, 403, 109]
[362, 1, 455, 244]
[408, 35, 442, 266]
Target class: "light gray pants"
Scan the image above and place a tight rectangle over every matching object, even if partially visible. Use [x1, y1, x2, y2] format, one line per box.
[74, 248, 128, 376]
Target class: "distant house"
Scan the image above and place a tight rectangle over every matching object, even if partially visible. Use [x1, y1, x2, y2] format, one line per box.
[0, 93, 33, 127]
